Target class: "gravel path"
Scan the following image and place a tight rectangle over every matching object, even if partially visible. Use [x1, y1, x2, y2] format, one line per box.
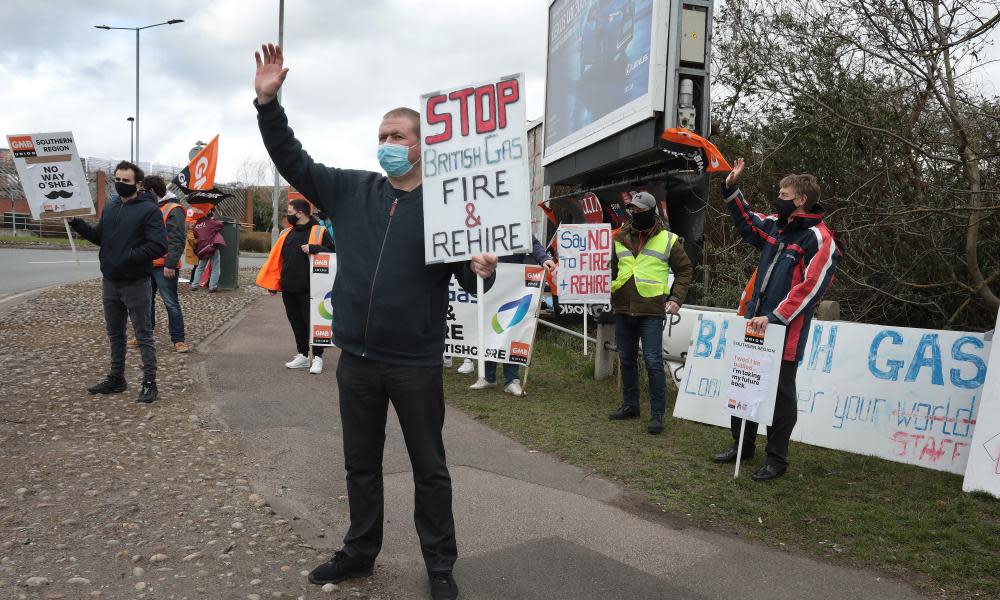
[0, 272, 386, 599]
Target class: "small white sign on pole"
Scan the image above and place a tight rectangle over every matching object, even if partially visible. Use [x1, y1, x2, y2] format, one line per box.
[5, 131, 94, 220]
[420, 74, 532, 265]
[309, 253, 337, 347]
[962, 309, 1000, 497]
[719, 316, 785, 478]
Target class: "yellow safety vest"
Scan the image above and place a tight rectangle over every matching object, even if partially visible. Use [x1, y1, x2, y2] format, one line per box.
[610, 230, 676, 298]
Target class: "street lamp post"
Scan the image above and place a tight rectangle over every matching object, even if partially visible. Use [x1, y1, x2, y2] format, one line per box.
[95, 19, 184, 165]
[127, 117, 135, 161]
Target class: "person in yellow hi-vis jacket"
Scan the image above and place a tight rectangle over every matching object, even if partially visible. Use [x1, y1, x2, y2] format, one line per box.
[608, 191, 693, 434]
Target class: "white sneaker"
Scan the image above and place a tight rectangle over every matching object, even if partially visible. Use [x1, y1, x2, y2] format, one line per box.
[285, 354, 310, 369]
[504, 379, 524, 397]
[469, 378, 497, 390]
[457, 359, 475, 374]
[443, 356, 454, 368]
[309, 356, 324, 374]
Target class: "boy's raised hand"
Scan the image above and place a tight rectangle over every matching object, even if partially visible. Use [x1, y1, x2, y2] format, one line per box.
[725, 157, 745, 188]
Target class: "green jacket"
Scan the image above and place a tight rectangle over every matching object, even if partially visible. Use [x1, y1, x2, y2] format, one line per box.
[610, 221, 693, 317]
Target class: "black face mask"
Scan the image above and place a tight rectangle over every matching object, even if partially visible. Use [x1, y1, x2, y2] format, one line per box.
[631, 210, 656, 230]
[773, 197, 797, 219]
[114, 182, 137, 198]
[287, 214, 300, 225]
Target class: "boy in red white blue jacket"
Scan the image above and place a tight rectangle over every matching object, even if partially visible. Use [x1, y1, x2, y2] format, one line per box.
[712, 158, 842, 481]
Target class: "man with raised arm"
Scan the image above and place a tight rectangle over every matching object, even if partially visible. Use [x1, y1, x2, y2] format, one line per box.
[253, 43, 496, 600]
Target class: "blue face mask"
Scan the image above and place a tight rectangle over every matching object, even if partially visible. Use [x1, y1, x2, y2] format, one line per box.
[377, 143, 416, 177]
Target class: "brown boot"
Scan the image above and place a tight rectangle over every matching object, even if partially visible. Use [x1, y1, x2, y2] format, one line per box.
[174, 342, 190, 353]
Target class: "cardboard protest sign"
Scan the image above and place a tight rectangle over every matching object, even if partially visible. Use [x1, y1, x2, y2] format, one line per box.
[722, 317, 784, 426]
[309, 253, 337, 346]
[962, 308, 1000, 497]
[674, 311, 991, 475]
[5, 131, 94, 220]
[421, 74, 532, 264]
[445, 264, 544, 365]
[554, 223, 612, 304]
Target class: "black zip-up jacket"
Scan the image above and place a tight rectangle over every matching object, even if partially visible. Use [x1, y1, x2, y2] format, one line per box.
[280, 218, 336, 294]
[70, 192, 167, 282]
[256, 98, 491, 366]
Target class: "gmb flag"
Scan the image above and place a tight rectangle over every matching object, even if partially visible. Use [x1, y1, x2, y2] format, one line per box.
[172, 134, 233, 211]
[445, 264, 544, 365]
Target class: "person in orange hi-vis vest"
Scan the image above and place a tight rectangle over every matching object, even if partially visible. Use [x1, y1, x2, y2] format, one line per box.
[256, 198, 335, 374]
[142, 176, 189, 353]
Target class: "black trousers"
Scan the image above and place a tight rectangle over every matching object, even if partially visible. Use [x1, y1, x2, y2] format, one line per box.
[730, 359, 799, 467]
[281, 291, 323, 357]
[336, 351, 456, 575]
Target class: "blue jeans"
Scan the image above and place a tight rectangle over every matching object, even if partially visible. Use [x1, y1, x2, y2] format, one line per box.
[193, 249, 221, 290]
[616, 315, 666, 416]
[150, 267, 186, 343]
[484, 361, 520, 385]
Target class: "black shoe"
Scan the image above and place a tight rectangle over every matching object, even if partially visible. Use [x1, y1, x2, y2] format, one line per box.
[751, 463, 787, 481]
[609, 405, 639, 420]
[711, 447, 755, 464]
[647, 414, 664, 435]
[430, 572, 459, 600]
[87, 376, 127, 395]
[136, 380, 158, 404]
[308, 550, 374, 585]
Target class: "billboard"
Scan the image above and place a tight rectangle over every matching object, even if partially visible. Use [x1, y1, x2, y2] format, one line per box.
[543, 0, 668, 164]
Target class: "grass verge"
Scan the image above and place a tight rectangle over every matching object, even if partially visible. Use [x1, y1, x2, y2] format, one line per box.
[0, 235, 93, 246]
[444, 327, 999, 599]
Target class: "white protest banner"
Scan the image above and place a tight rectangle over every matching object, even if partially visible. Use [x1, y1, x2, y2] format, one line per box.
[674, 312, 991, 475]
[309, 253, 337, 347]
[962, 309, 1000, 497]
[723, 318, 784, 426]
[421, 74, 532, 264]
[445, 264, 544, 365]
[554, 223, 612, 304]
[5, 131, 94, 220]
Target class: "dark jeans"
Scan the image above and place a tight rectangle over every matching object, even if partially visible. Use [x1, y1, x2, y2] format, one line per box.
[281, 291, 324, 357]
[102, 278, 156, 382]
[336, 352, 456, 574]
[484, 361, 520, 385]
[150, 267, 186, 343]
[616, 315, 666, 416]
[730, 359, 799, 467]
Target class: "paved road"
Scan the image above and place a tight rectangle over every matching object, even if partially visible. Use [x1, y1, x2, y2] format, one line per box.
[0, 247, 265, 311]
[199, 299, 927, 600]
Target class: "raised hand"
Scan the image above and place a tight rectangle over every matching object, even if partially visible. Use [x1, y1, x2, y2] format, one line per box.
[254, 43, 289, 105]
[725, 157, 745, 188]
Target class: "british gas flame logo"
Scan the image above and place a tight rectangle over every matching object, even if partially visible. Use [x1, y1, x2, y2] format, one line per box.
[318, 291, 333, 320]
[491, 294, 532, 334]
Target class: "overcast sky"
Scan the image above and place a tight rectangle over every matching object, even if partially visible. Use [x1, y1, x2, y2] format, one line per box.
[2, 1, 999, 184]
[0, 0, 549, 182]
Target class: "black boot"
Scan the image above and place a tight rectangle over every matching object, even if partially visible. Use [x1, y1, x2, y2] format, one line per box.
[87, 376, 127, 395]
[712, 446, 754, 463]
[136, 380, 158, 404]
[647, 414, 665, 434]
[608, 405, 639, 420]
[430, 572, 459, 600]
[308, 550, 374, 585]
